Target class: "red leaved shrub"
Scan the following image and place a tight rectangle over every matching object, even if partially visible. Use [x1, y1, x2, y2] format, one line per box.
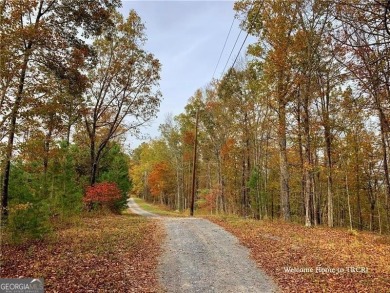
[84, 182, 122, 204]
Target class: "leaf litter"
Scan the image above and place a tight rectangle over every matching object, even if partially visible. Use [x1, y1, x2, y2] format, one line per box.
[1, 214, 164, 292]
[206, 216, 390, 293]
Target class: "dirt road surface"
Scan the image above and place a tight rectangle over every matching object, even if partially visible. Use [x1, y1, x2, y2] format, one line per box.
[127, 198, 161, 218]
[128, 199, 278, 293]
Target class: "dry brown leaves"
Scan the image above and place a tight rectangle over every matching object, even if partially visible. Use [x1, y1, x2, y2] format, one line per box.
[1, 214, 164, 292]
[206, 216, 390, 293]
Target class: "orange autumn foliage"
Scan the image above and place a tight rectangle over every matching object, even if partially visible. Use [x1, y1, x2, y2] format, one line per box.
[183, 131, 195, 145]
[220, 138, 236, 159]
[148, 162, 174, 197]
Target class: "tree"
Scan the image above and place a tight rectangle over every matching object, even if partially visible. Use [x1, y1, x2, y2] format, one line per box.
[159, 115, 185, 210]
[129, 0, 390, 233]
[235, 0, 298, 220]
[333, 0, 390, 229]
[83, 10, 161, 185]
[130, 139, 176, 206]
[148, 161, 176, 204]
[1, 0, 120, 218]
[218, 69, 249, 216]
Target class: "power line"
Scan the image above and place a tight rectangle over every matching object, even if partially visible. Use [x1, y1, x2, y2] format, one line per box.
[220, 23, 244, 78]
[212, 16, 236, 80]
[230, 31, 250, 71]
[221, 1, 262, 78]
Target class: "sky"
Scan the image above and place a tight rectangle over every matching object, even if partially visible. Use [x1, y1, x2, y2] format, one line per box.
[119, 1, 253, 149]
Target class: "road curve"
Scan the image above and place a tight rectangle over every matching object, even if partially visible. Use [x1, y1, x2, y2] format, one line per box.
[127, 198, 161, 218]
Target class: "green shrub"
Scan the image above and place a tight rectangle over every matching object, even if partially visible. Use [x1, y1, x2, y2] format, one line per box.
[99, 143, 131, 212]
[7, 202, 52, 243]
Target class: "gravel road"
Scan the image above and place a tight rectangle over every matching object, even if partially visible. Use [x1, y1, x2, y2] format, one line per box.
[128, 199, 278, 293]
[127, 198, 161, 218]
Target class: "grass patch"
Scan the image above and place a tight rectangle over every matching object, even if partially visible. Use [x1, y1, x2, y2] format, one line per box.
[1, 213, 164, 292]
[205, 215, 390, 293]
[133, 197, 187, 217]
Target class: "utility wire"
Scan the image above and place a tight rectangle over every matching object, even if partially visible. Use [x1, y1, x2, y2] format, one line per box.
[212, 16, 236, 80]
[230, 31, 250, 70]
[220, 25, 244, 78]
[222, 1, 262, 78]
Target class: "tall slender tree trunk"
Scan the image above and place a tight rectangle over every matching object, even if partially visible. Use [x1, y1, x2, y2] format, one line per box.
[190, 108, 199, 217]
[241, 158, 247, 217]
[217, 156, 222, 214]
[323, 77, 334, 227]
[241, 113, 251, 217]
[264, 131, 270, 219]
[278, 99, 291, 221]
[378, 111, 390, 231]
[325, 134, 333, 227]
[43, 123, 54, 175]
[1, 1, 45, 218]
[1, 49, 30, 218]
[378, 198, 382, 234]
[304, 172, 312, 227]
[256, 169, 262, 220]
[88, 125, 110, 186]
[297, 98, 306, 220]
[346, 173, 353, 230]
[303, 93, 314, 227]
[65, 97, 75, 146]
[89, 134, 99, 186]
[176, 158, 181, 211]
[246, 138, 251, 216]
[66, 123, 72, 146]
[217, 152, 226, 213]
[369, 193, 376, 232]
[354, 134, 363, 230]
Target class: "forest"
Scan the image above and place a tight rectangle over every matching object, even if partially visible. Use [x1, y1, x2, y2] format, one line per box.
[0, 0, 161, 240]
[0, 0, 390, 292]
[2, 0, 390, 241]
[2, 1, 390, 291]
[130, 0, 390, 233]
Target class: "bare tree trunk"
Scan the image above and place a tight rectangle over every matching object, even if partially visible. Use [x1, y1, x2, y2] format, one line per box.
[1, 49, 30, 219]
[354, 135, 363, 230]
[190, 109, 199, 217]
[241, 158, 247, 217]
[323, 77, 334, 227]
[346, 173, 353, 231]
[326, 143, 334, 227]
[246, 136, 251, 216]
[176, 158, 180, 211]
[256, 172, 261, 220]
[378, 112, 390, 231]
[218, 153, 226, 213]
[378, 197, 382, 234]
[90, 135, 96, 185]
[314, 150, 320, 225]
[43, 123, 54, 175]
[304, 178, 310, 226]
[370, 201, 375, 231]
[278, 100, 291, 221]
[297, 102, 306, 221]
[264, 131, 270, 219]
[217, 159, 222, 214]
[1, 0, 44, 218]
[303, 93, 314, 227]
